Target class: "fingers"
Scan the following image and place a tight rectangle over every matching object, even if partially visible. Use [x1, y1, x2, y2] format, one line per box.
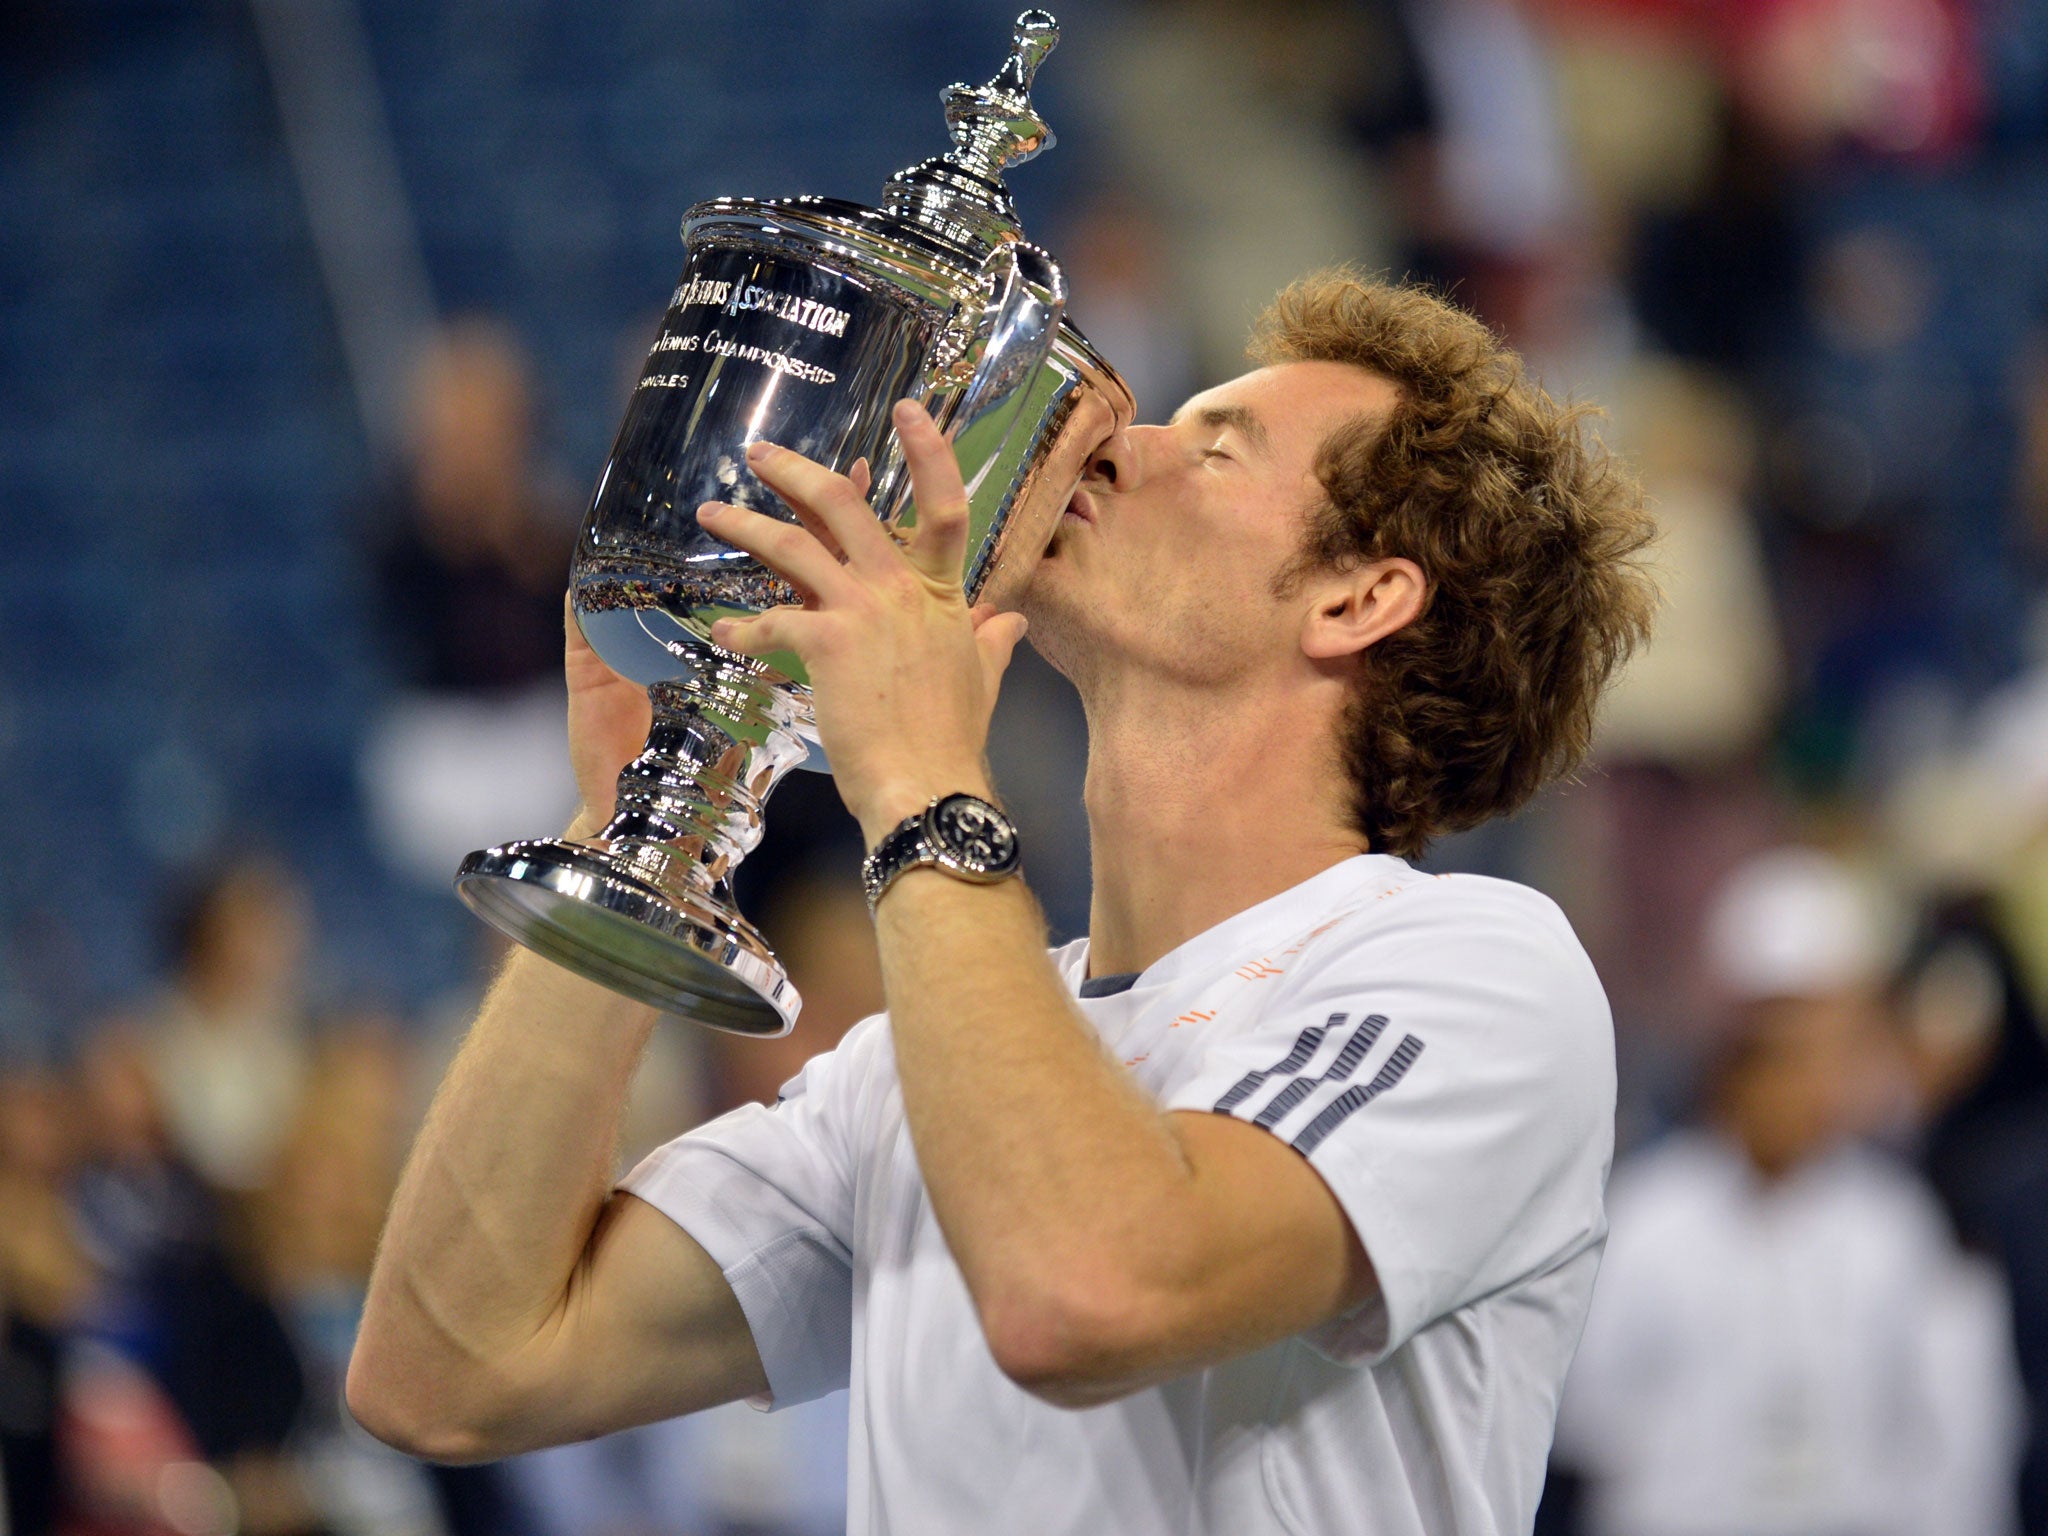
[767, 457, 874, 565]
[974, 610, 1029, 689]
[563, 590, 628, 686]
[708, 604, 812, 661]
[893, 398, 973, 585]
[696, 501, 856, 605]
[745, 440, 899, 573]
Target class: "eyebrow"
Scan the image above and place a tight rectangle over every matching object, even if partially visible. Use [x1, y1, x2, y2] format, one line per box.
[1174, 403, 1272, 457]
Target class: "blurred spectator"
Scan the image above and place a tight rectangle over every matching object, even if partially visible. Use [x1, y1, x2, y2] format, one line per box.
[60, 1021, 328, 1536]
[358, 319, 581, 884]
[1718, 0, 1982, 165]
[1403, 0, 1582, 272]
[1883, 667, 2048, 1531]
[144, 860, 313, 1195]
[1554, 846, 2025, 1536]
[1597, 357, 1783, 767]
[1055, 189, 1197, 425]
[0, 1065, 91, 1536]
[369, 318, 573, 694]
[1081, 0, 1409, 382]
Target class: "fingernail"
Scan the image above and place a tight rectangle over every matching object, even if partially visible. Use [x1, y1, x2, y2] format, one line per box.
[746, 439, 775, 461]
[696, 503, 721, 521]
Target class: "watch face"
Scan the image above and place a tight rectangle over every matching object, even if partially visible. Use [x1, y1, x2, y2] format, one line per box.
[931, 794, 1020, 875]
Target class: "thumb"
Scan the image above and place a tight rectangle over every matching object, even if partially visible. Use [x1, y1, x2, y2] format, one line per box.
[974, 611, 1029, 689]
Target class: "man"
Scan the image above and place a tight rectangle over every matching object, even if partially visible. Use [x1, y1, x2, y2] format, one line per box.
[1554, 847, 2025, 1536]
[347, 272, 1658, 1534]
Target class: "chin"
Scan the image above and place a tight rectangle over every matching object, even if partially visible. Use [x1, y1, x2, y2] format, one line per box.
[1018, 578, 1094, 682]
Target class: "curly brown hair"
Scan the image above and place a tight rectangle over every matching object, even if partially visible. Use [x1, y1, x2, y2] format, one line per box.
[1253, 270, 1659, 859]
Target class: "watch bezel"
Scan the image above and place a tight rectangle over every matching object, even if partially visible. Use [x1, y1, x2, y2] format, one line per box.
[861, 792, 1023, 910]
[922, 792, 1023, 882]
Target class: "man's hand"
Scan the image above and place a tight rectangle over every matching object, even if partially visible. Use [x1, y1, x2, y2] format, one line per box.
[695, 400, 1029, 845]
[564, 594, 652, 831]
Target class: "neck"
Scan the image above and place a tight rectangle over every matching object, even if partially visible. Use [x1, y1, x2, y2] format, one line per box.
[1078, 671, 1368, 977]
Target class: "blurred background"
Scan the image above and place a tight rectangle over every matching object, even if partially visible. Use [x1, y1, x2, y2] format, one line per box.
[5, 0, 2048, 1531]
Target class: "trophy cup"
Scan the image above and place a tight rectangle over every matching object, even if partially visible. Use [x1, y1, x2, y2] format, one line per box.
[455, 11, 1133, 1036]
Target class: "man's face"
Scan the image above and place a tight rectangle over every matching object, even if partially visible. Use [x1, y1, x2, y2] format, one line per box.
[1716, 992, 1904, 1177]
[1022, 360, 1398, 692]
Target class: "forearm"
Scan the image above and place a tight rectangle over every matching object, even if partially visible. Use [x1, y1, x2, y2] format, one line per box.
[875, 872, 1201, 1363]
[351, 940, 658, 1434]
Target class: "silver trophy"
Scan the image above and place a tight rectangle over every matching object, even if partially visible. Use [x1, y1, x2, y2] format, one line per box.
[455, 11, 1133, 1036]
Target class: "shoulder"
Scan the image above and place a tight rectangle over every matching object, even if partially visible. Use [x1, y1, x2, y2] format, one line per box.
[1273, 867, 1610, 1066]
[772, 1008, 898, 1112]
[1347, 867, 1590, 965]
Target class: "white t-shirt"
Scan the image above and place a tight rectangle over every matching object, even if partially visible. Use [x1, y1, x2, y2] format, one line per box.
[1553, 1132, 2025, 1536]
[622, 854, 1616, 1535]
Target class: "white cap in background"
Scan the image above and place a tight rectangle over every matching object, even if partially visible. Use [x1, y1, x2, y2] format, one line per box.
[1704, 846, 1904, 1002]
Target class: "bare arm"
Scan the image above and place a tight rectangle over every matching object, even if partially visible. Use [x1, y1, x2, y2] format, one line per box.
[874, 872, 1373, 1407]
[347, 609, 766, 1461]
[346, 944, 767, 1461]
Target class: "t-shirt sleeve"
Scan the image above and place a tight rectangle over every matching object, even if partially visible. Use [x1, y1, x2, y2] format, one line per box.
[618, 1014, 884, 1410]
[1163, 877, 1615, 1365]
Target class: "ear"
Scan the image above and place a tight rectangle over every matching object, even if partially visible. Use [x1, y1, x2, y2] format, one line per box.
[1300, 557, 1426, 662]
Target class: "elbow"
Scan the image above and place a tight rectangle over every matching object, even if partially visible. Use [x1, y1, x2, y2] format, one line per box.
[978, 1271, 1169, 1410]
[344, 1347, 508, 1465]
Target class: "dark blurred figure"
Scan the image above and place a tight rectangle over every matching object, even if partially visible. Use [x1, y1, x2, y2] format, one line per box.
[1554, 846, 2024, 1536]
[1895, 893, 2048, 1535]
[0, 1065, 91, 1536]
[358, 319, 581, 884]
[61, 1022, 330, 1536]
[369, 319, 574, 696]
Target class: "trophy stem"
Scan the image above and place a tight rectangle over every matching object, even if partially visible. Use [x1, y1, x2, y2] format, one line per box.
[601, 665, 810, 891]
[455, 655, 812, 1035]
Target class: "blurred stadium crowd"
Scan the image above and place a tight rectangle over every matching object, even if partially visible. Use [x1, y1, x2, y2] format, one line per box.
[7, 0, 2048, 1532]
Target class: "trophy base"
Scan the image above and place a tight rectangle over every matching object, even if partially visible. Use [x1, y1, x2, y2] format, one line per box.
[455, 838, 799, 1037]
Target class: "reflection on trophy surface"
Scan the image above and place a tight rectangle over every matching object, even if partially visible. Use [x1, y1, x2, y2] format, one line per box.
[455, 11, 1134, 1037]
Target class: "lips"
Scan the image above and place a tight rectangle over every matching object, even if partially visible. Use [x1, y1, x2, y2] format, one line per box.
[1043, 485, 1091, 559]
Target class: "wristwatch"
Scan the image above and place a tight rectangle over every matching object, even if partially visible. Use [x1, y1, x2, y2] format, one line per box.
[861, 793, 1023, 910]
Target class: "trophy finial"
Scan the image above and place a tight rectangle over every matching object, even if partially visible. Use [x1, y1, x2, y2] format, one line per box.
[941, 8, 1059, 179]
[997, 11, 1059, 96]
[883, 11, 1063, 248]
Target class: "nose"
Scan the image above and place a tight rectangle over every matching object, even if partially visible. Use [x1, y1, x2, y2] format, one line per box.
[1081, 424, 1159, 491]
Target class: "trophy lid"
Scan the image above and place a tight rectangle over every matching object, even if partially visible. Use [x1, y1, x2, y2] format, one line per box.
[882, 10, 1061, 252]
